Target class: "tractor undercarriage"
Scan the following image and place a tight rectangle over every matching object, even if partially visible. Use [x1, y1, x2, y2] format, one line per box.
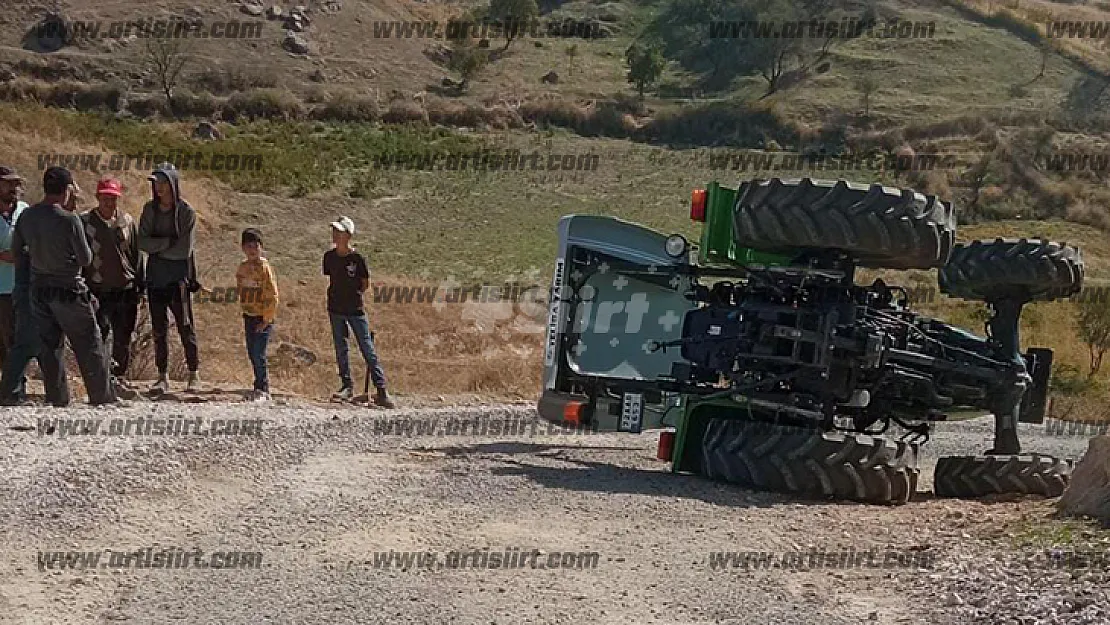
[538, 178, 1081, 504]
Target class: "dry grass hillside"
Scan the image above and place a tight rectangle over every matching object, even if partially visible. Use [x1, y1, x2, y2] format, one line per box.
[0, 0, 1109, 413]
[0, 0, 462, 96]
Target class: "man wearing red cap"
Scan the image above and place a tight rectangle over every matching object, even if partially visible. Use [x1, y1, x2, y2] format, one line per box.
[82, 178, 143, 396]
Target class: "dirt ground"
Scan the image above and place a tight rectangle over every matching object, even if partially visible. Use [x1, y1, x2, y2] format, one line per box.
[0, 401, 1105, 624]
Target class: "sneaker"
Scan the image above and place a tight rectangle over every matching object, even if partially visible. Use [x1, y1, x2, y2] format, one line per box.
[113, 380, 140, 401]
[150, 373, 169, 394]
[185, 371, 201, 393]
[0, 394, 32, 407]
[251, 390, 271, 402]
[374, 388, 396, 409]
[332, 386, 354, 401]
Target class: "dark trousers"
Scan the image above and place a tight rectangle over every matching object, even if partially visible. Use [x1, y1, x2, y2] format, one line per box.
[329, 312, 386, 390]
[91, 288, 139, 378]
[0, 286, 40, 401]
[31, 284, 115, 406]
[0, 293, 14, 365]
[243, 315, 272, 392]
[149, 284, 199, 374]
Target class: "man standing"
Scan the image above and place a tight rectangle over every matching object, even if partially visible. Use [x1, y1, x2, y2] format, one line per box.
[83, 178, 143, 396]
[11, 166, 116, 406]
[0, 166, 29, 365]
[138, 163, 200, 393]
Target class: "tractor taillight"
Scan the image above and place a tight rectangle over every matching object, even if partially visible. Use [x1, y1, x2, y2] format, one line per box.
[657, 430, 676, 461]
[563, 401, 585, 425]
[690, 189, 707, 222]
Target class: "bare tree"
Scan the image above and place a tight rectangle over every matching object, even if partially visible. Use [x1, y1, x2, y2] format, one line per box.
[144, 36, 194, 113]
[1077, 296, 1110, 379]
[565, 44, 579, 75]
[855, 75, 878, 117]
[964, 153, 995, 210]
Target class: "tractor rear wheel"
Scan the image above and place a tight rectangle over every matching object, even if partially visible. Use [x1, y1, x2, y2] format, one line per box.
[939, 238, 1083, 302]
[700, 419, 920, 505]
[933, 454, 1072, 498]
[732, 177, 957, 270]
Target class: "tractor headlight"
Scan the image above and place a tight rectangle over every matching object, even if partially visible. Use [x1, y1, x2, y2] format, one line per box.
[665, 234, 687, 258]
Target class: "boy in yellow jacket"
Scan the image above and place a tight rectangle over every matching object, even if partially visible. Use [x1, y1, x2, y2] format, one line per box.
[236, 228, 279, 401]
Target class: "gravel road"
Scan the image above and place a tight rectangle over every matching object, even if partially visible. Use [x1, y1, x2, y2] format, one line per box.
[0, 401, 1105, 624]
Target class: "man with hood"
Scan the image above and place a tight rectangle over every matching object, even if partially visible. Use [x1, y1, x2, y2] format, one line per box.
[138, 163, 201, 393]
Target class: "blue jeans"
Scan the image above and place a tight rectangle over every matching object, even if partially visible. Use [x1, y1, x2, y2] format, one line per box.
[329, 312, 386, 390]
[243, 315, 272, 392]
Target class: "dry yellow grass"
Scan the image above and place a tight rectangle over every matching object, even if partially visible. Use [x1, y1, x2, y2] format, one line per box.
[0, 117, 543, 401]
[181, 276, 544, 400]
[2, 106, 1108, 415]
[954, 0, 1110, 73]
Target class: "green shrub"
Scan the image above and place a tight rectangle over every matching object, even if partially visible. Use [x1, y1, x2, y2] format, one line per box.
[637, 101, 800, 148]
[191, 66, 279, 95]
[171, 91, 222, 118]
[125, 94, 169, 119]
[1052, 363, 1093, 396]
[223, 89, 306, 122]
[520, 97, 589, 129]
[381, 100, 426, 124]
[312, 92, 380, 122]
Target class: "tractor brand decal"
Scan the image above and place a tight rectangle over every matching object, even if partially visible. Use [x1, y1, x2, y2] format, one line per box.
[620, 392, 644, 433]
[543, 257, 565, 370]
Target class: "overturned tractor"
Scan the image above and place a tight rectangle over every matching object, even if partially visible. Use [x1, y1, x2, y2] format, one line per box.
[538, 178, 1080, 504]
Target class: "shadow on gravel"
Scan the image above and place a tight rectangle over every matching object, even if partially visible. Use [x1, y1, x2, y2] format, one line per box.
[440, 442, 642, 457]
[490, 456, 778, 509]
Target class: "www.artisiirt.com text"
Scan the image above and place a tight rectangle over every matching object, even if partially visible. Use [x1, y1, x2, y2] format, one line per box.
[38, 417, 263, 437]
[359, 547, 601, 571]
[38, 547, 263, 571]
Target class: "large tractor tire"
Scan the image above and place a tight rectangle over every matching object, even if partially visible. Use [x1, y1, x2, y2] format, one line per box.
[732, 177, 957, 270]
[700, 419, 920, 505]
[939, 238, 1083, 303]
[933, 454, 1072, 498]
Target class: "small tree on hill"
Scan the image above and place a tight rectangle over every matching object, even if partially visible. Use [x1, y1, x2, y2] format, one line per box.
[144, 36, 194, 114]
[489, 0, 538, 50]
[448, 44, 490, 92]
[1077, 296, 1110, 379]
[565, 43, 579, 75]
[625, 42, 665, 99]
[855, 75, 878, 117]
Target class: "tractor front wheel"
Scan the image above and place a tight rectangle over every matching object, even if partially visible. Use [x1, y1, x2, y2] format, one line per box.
[933, 454, 1072, 498]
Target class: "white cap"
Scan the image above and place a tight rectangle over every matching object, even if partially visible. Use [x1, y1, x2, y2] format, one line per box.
[330, 216, 355, 235]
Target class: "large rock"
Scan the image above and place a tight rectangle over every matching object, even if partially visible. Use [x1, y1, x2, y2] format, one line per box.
[240, 2, 265, 17]
[272, 342, 317, 367]
[282, 32, 310, 54]
[1058, 435, 1110, 523]
[423, 43, 452, 66]
[285, 16, 307, 32]
[23, 12, 71, 53]
[193, 121, 222, 140]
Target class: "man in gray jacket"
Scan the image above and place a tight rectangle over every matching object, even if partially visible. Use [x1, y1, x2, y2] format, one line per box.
[11, 166, 116, 406]
[138, 163, 200, 393]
